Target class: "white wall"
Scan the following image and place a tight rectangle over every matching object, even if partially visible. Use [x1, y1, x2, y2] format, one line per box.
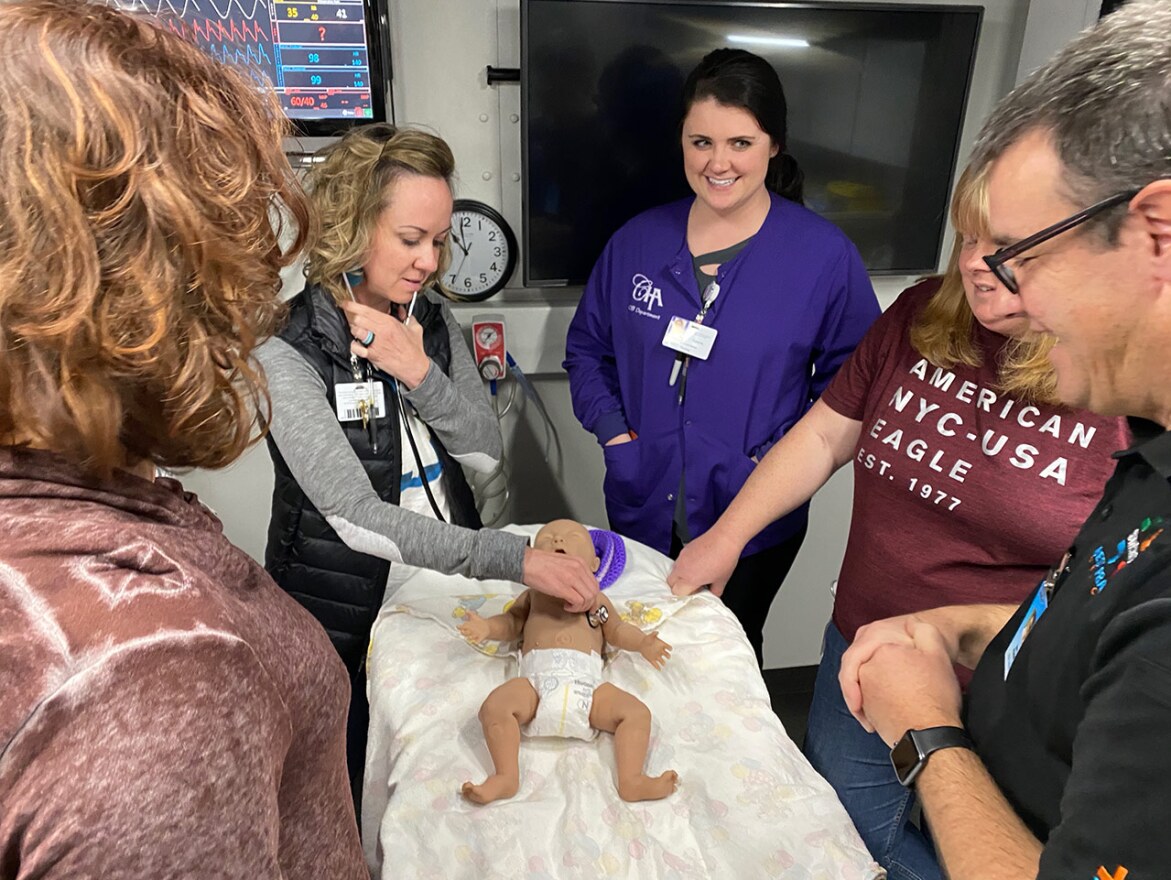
[1015, 0, 1102, 83]
[185, 0, 1094, 669]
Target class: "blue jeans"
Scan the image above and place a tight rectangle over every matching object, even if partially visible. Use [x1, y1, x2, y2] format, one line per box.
[803, 622, 943, 880]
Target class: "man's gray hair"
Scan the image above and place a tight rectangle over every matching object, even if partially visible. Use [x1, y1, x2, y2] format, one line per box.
[970, 0, 1171, 243]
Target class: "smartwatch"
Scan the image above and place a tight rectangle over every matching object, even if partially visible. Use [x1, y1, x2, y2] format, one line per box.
[890, 726, 974, 788]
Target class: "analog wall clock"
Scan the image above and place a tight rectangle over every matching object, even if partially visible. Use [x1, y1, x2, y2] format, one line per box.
[447, 199, 518, 301]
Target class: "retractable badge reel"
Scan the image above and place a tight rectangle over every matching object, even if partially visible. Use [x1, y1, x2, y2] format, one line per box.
[333, 275, 411, 451]
[664, 281, 720, 404]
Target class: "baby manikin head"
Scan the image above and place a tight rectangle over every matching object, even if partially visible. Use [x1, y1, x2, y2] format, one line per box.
[535, 520, 628, 590]
[534, 520, 600, 571]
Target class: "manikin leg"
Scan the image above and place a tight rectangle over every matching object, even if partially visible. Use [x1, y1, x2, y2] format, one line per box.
[462, 676, 539, 804]
[589, 682, 678, 802]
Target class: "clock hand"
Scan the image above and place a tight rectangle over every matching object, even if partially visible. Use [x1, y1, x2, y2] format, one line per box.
[451, 230, 470, 257]
[451, 248, 470, 281]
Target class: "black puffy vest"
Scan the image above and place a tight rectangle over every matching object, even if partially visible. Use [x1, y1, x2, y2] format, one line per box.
[264, 284, 482, 676]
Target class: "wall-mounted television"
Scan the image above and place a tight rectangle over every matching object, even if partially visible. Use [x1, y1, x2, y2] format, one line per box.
[522, 0, 982, 285]
[107, 0, 391, 136]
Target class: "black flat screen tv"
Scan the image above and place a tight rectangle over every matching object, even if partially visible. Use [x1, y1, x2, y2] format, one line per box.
[522, 0, 982, 285]
[106, 0, 391, 136]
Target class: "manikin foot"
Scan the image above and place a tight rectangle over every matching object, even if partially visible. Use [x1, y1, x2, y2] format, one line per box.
[462, 774, 519, 805]
[617, 769, 678, 802]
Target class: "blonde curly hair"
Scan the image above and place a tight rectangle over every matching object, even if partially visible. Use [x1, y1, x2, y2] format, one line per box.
[305, 124, 458, 304]
[909, 163, 1058, 403]
[0, 0, 310, 477]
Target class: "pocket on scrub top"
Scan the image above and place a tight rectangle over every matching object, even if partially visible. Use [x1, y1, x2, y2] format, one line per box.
[601, 438, 643, 508]
[703, 438, 757, 514]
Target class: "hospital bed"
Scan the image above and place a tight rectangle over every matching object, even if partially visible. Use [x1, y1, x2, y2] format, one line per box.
[362, 525, 883, 879]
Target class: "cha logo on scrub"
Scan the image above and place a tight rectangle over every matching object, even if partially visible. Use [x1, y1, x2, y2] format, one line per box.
[631, 273, 663, 312]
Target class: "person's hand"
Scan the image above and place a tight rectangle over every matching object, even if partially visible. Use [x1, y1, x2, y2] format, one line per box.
[522, 546, 598, 613]
[604, 432, 633, 447]
[458, 610, 490, 643]
[666, 527, 742, 597]
[342, 300, 431, 389]
[839, 615, 920, 728]
[854, 621, 963, 745]
[638, 632, 672, 669]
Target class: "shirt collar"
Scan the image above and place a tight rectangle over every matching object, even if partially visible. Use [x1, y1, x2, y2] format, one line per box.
[1116, 416, 1171, 478]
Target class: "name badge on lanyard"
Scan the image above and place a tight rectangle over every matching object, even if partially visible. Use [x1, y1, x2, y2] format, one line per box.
[662, 317, 718, 359]
[1002, 548, 1069, 679]
[335, 381, 387, 422]
[665, 280, 722, 403]
[1003, 584, 1048, 680]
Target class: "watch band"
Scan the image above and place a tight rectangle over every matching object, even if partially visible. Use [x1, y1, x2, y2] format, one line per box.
[891, 725, 974, 788]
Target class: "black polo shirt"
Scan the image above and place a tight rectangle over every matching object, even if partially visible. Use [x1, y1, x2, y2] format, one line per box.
[965, 418, 1171, 879]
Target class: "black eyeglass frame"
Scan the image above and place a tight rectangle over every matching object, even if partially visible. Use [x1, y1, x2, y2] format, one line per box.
[983, 188, 1141, 293]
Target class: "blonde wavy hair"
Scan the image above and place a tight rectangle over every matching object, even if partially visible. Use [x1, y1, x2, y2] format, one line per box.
[0, 0, 310, 478]
[909, 164, 1058, 404]
[305, 124, 458, 305]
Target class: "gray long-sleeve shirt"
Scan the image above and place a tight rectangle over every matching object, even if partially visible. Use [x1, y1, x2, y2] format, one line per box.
[255, 293, 527, 583]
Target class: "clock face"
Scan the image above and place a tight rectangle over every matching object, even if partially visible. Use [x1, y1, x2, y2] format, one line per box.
[447, 200, 518, 301]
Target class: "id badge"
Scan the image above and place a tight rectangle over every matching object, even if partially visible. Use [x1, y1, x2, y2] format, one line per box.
[1003, 582, 1049, 680]
[334, 381, 387, 422]
[662, 316, 718, 360]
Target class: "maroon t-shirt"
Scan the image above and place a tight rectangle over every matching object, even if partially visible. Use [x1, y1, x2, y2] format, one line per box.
[822, 279, 1130, 642]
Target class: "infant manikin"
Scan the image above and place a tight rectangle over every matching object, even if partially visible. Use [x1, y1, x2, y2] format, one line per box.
[458, 520, 677, 804]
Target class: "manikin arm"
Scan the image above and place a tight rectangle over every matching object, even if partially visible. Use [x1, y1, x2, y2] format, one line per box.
[458, 592, 532, 644]
[598, 594, 671, 669]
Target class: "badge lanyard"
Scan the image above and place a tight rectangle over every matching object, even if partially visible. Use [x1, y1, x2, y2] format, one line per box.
[1003, 547, 1072, 680]
[342, 272, 383, 451]
[337, 280, 442, 522]
[667, 280, 721, 406]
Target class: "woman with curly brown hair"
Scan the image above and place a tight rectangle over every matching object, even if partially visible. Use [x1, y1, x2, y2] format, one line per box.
[667, 162, 1130, 880]
[255, 124, 599, 792]
[0, 2, 365, 877]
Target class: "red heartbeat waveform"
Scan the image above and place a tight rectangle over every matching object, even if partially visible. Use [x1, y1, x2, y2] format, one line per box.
[167, 16, 270, 44]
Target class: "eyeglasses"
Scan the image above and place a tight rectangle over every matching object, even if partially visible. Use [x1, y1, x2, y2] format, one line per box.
[983, 188, 1139, 294]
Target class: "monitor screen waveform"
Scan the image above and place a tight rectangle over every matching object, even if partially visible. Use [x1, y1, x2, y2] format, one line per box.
[106, 0, 379, 124]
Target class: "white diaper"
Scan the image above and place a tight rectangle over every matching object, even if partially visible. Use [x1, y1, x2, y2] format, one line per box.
[518, 648, 603, 741]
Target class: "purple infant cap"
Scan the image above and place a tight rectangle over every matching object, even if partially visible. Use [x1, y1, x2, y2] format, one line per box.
[589, 528, 627, 590]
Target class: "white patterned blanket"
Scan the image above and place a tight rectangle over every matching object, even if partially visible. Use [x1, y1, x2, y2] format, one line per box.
[362, 525, 882, 880]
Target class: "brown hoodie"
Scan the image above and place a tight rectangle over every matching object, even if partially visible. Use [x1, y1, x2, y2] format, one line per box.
[0, 448, 365, 879]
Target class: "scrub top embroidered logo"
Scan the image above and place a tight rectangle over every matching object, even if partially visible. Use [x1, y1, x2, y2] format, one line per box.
[1089, 515, 1164, 595]
[1095, 865, 1127, 880]
[630, 273, 663, 320]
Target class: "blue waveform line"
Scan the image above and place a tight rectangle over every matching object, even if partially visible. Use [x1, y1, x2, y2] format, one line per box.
[205, 40, 275, 69]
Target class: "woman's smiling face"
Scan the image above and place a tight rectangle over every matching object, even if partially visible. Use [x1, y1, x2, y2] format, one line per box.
[681, 97, 777, 217]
